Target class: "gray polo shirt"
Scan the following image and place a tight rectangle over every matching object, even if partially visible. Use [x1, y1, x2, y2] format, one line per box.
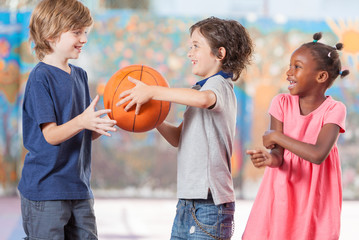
[177, 74, 236, 205]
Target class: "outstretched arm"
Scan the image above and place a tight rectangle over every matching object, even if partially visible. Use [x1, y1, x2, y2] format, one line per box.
[41, 95, 117, 145]
[116, 76, 216, 115]
[263, 119, 340, 165]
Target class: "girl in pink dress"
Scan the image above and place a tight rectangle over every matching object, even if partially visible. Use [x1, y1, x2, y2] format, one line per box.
[243, 32, 350, 240]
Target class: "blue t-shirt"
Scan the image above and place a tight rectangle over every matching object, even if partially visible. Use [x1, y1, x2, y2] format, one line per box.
[18, 62, 93, 201]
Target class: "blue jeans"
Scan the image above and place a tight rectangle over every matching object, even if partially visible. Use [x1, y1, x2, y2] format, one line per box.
[170, 198, 235, 240]
[20, 194, 97, 240]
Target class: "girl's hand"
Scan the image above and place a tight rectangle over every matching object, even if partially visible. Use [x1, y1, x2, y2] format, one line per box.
[79, 95, 117, 136]
[116, 76, 153, 115]
[262, 130, 278, 149]
[246, 149, 275, 168]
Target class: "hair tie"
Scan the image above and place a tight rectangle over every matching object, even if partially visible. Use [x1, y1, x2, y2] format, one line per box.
[339, 70, 343, 75]
[313, 40, 318, 43]
[328, 51, 332, 58]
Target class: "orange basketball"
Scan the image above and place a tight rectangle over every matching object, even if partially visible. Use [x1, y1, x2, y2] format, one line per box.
[103, 65, 171, 132]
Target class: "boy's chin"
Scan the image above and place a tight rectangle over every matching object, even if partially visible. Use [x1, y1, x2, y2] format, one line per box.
[192, 70, 205, 78]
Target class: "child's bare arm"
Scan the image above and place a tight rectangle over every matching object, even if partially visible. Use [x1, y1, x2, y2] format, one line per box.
[156, 121, 183, 147]
[263, 121, 340, 165]
[41, 95, 117, 145]
[247, 115, 284, 168]
[116, 76, 216, 115]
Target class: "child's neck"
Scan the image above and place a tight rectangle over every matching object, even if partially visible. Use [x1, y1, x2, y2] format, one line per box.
[298, 94, 327, 116]
[42, 54, 71, 74]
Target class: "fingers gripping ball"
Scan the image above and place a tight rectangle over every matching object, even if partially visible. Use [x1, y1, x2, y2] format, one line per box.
[103, 65, 171, 132]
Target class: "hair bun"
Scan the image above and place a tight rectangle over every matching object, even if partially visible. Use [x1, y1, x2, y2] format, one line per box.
[313, 32, 322, 41]
[335, 43, 343, 51]
[340, 69, 350, 78]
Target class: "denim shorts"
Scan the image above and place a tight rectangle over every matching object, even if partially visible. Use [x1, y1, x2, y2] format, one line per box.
[20, 194, 97, 240]
[170, 197, 235, 240]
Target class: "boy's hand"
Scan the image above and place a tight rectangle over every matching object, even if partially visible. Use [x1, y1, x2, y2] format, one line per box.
[246, 149, 274, 168]
[80, 95, 117, 136]
[116, 76, 153, 115]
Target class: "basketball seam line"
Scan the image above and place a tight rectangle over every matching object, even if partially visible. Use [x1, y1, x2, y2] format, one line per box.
[111, 71, 133, 123]
[132, 65, 144, 132]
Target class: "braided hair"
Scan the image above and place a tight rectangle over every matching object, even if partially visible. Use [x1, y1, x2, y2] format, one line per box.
[301, 32, 349, 87]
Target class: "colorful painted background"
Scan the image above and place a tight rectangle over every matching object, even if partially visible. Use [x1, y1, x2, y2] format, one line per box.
[1, 10, 358, 199]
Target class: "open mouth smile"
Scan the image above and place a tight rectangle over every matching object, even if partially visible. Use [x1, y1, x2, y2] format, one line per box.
[288, 79, 296, 89]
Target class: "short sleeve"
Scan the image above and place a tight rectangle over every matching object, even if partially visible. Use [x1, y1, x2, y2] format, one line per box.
[268, 94, 286, 122]
[27, 70, 57, 126]
[324, 101, 346, 133]
[201, 76, 231, 112]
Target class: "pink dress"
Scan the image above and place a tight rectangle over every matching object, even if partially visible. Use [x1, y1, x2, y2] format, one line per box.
[242, 94, 346, 240]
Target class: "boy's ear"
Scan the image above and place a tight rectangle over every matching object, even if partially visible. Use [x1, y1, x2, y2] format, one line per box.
[46, 38, 54, 45]
[217, 47, 226, 61]
[317, 70, 329, 84]
[46, 35, 59, 44]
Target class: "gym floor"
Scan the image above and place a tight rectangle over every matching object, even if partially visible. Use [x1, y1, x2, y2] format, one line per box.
[1, 197, 359, 239]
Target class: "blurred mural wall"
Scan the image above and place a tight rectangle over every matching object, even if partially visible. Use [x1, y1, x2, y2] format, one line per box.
[1, 7, 359, 199]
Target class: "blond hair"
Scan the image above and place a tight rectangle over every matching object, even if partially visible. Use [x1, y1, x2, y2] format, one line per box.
[29, 0, 93, 60]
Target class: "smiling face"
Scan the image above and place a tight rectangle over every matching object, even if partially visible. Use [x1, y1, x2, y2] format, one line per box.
[286, 46, 322, 96]
[50, 27, 89, 62]
[187, 28, 222, 79]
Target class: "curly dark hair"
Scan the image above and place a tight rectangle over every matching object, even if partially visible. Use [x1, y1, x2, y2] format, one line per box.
[301, 32, 349, 87]
[189, 16, 254, 81]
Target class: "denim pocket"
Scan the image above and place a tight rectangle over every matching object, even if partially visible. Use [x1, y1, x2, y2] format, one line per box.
[191, 201, 235, 240]
[192, 202, 219, 228]
[20, 194, 30, 223]
[31, 200, 45, 212]
[219, 202, 235, 239]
